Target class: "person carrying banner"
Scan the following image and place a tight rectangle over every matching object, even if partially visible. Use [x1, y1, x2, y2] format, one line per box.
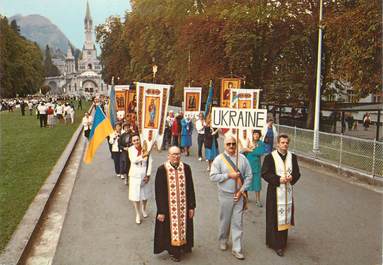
[204, 117, 219, 171]
[261, 117, 278, 153]
[180, 116, 193, 156]
[195, 112, 205, 161]
[154, 146, 196, 262]
[109, 123, 122, 177]
[261, 134, 301, 257]
[171, 113, 182, 147]
[128, 135, 152, 224]
[119, 123, 132, 183]
[210, 136, 252, 260]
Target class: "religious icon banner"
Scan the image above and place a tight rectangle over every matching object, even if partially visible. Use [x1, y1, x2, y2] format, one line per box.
[229, 88, 262, 148]
[183, 87, 202, 119]
[114, 86, 129, 112]
[230, 88, 260, 109]
[125, 89, 137, 124]
[220, 78, 241, 107]
[136, 82, 171, 151]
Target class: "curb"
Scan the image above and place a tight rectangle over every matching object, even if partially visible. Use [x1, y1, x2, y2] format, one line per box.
[297, 154, 383, 187]
[0, 124, 84, 265]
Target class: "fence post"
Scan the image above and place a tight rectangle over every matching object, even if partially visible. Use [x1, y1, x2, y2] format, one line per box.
[339, 134, 343, 168]
[293, 126, 297, 152]
[372, 139, 376, 178]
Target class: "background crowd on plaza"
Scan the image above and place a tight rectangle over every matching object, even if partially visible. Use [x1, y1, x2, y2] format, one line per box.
[0, 96, 84, 128]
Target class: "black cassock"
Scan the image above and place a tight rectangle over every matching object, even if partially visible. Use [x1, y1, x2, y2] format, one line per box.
[261, 152, 301, 250]
[154, 163, 196, 255]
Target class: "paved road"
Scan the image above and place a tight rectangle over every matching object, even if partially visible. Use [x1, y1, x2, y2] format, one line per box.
[53, 137, 382, 265]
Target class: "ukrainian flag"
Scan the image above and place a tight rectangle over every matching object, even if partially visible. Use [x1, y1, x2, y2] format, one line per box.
[204, 80, 214, 118]
[83, 106, 114, 164]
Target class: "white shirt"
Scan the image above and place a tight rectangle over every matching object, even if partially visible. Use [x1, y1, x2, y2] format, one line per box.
[82, 116, 93, 130]
[195, 119, 205, 134]
[109, 131, 121, 152]
[37, 104, 47, 114]
[56, 105, 63, 114]
[64, 105, 72, 115]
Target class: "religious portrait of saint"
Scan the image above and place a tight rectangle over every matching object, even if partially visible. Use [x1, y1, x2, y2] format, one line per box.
[127, 94, 137, 113]
[221, 78, 241, 107]
[117, 96, 125, 109]
[188, 95, 196, 110]
[144, 97, 160, 129]
[185, 92, 200, 111]
[223, 82, 233, 100]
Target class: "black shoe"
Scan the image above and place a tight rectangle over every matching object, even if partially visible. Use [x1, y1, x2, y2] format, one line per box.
[275, 249, 284, 257]
[170, 255, 181, 262]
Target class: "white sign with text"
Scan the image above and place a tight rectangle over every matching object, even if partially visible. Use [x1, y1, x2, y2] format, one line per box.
[211, 107, 267, 129]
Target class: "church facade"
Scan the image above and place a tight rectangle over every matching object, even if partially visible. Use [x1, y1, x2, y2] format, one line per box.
[44, 1, 108, 98]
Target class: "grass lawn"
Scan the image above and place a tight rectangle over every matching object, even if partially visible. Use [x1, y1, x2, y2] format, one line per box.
[0, 102, 90, 252]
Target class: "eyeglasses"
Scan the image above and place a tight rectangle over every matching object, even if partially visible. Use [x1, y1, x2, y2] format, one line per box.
[226, 142, 236, 146]
[169, 153, 181, 156]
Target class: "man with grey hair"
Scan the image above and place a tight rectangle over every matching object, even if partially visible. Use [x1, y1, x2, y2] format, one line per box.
[154, 146, 196, 262]
[210, 135, 252, 260]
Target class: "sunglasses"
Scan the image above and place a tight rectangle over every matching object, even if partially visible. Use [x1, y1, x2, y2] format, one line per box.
[226, 142, 236, 146]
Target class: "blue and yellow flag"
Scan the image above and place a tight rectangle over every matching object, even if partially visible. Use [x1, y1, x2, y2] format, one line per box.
[84, 106, 114, 164]
[108, 84, 117, 128]
[204, 80, 214, 118]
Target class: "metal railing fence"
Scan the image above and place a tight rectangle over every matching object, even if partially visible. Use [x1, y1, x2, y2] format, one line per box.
[276, 124, 383, 178]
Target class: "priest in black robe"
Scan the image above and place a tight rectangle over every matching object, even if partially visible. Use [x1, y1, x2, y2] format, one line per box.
[261, 134, 301, 257]
[154, 146, 196, 262]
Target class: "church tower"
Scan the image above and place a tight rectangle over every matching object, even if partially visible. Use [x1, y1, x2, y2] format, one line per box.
[79, 0, 101, 73]
[84, 1, 94, 50]
[65, 44, 75, 74]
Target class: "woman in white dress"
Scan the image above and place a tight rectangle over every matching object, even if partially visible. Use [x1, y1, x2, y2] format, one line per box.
[128, 135, 153, 224]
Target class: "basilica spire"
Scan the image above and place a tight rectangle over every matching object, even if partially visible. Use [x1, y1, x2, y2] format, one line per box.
[84, 0, 94, 50]
[85, 0, 92, 25]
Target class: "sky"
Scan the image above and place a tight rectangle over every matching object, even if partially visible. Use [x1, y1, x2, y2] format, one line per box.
[0, 0, 131, 49]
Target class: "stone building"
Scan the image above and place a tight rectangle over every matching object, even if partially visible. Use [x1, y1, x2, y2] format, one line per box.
[44, 1, 107, 98]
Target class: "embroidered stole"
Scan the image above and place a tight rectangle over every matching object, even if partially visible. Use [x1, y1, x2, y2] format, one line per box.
[165, 161, 187, 246]
[271, 150, 293, 231]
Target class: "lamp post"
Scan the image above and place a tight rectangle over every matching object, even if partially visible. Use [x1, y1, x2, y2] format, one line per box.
[313, 0, 323, 154]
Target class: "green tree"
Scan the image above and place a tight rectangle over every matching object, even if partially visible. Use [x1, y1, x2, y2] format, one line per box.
[0, 16, 44, 98]
[96, 0, 381, 127]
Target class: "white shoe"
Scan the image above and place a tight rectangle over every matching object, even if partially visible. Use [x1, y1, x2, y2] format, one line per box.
[124, 178, 128, 185]
[135, 215, 141, 224]
[142, 209, 148, 218]
[198, 157, 202, 161]
[120, 174, 125, 179]
[232, 251, 245, 260]
[117, 174, 120, 178]
[219, 241, 227, 251]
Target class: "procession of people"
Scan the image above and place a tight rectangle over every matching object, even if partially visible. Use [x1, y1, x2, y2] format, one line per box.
[83, 90, 302, 263]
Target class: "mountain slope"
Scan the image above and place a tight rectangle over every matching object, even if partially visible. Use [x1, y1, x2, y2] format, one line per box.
[10, 14, 75, 56]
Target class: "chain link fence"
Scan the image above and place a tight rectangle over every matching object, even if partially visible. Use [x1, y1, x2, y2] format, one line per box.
[276, 124, 383, 178]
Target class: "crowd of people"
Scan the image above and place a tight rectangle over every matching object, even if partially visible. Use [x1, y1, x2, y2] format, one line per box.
[83, 106, 301, 262]
[0, 96, 84, 128]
